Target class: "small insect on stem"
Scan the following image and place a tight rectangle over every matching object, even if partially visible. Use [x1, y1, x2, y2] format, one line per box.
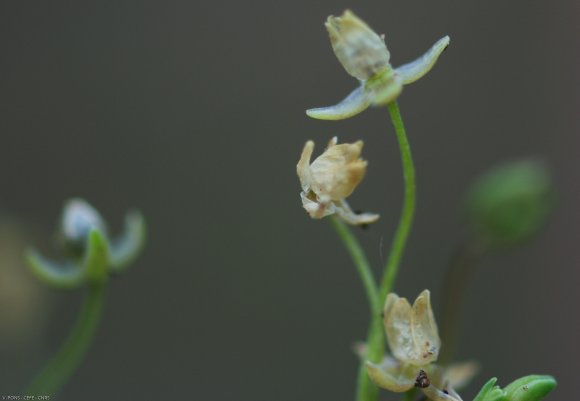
[415, 370, 430, 388]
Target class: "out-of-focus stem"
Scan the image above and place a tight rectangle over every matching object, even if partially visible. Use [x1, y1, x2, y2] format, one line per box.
[439, 239, 487, 363]
[27, 282, 106, 395]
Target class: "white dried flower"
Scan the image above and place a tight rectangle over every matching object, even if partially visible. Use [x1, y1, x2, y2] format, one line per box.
[325, 9, 391, 81]
[296, 137, 379, 225]
[366, 290, 475, 401]
[307, 10, 449, 120]
[383, 289, 440, 366]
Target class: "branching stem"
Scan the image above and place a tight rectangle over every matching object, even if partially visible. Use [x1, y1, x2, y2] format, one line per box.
[352, 101, 417, 401]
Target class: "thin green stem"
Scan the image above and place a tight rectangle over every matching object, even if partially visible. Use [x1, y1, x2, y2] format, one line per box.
[329, 216, 380, 314]
[355, 315, 384, 401]
[332, 102, 416, 401]
[379, 101, 416, 303]
[357, 102, 416, 401]
[328, 217, 382, 401]
[27, 282, 106, 395]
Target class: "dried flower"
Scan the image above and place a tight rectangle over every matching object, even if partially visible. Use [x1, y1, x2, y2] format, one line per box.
[307, 10, 449, 120]
[296, 137, 379, 225]
[366, 290, 476, 401]
[383, 289, 440, 366]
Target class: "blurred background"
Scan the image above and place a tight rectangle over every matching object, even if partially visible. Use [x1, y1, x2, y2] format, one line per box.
[0, 1, 578, 400]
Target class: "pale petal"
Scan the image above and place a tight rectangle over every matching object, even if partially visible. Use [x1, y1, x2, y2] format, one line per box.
[422, 385, 464, 401]
[443, 361, 480, 390]
[297, 141, 314, 192]
[366, 361, 415, 392]
[326, 10, 391, 80]
[396, 36, 450, 85]
[326, 136, 338, 149]
[300, 191, 335, 219]
[306, 86, 370, 120]
[411, 290, 441, 364]
[26, 249, 87, 289]
[309, 141, 365, 200]
[109, 210, 146, 272]
[335, 199, 379, 225]
[385, 290, 440, 365]
[383, 293, 399, 321]
[385, 296, 415, 363]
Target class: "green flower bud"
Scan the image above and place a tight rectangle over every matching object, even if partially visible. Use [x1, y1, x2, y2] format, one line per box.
[465, 160, 554, 248]
[503, 375, 556, 401]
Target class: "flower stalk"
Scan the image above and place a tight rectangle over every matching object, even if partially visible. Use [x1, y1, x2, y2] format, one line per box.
[353, 102, 417, 401]
[24, 198, 146, 395]
[380, 101, 416, 302]
[27, 282, 106, 394]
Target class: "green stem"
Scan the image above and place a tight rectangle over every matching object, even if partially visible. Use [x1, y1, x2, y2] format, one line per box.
[357, 102, 416, 401]
[27, 282, 106, 395]
[329, 216, 380, 315]
[328, 217, 383, 401]
[379, 101, 416, 303]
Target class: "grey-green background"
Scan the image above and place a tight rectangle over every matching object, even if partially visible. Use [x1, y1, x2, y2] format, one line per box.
[0, 1, 577, 400]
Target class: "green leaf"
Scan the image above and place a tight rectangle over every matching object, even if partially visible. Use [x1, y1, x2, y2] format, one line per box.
[472, 378, 507, 401]
[503, 375, 556, 401]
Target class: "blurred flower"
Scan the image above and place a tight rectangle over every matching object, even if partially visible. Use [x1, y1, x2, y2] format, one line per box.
[59, 198, 107, 257]
[296, 137, 379, 225]
[26, 198, 146, 289]
[307, 10, 449, 120]
[367, 290, 477, 401]
[465, 159, 554, 248]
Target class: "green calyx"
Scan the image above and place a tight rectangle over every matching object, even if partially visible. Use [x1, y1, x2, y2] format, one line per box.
[364, 67, 403, 106]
